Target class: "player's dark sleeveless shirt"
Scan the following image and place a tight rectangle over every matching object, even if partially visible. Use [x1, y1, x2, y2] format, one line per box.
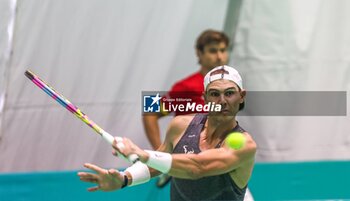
[171, 113, 247, 201]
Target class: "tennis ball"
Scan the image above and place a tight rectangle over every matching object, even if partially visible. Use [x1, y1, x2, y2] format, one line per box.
[225, 132, 246, 150]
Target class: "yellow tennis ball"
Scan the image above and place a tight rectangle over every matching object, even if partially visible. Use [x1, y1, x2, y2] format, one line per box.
[225, 132, 246, 150]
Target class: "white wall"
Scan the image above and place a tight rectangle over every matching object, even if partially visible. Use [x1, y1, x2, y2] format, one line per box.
[0, 0, 229, 172]
[232, 0, 350, 161]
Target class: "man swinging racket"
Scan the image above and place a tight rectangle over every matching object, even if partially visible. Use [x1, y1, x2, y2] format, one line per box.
[78, 65, 257, 201]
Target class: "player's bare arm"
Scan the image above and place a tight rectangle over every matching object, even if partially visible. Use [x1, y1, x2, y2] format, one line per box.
[115, 117, 256, 180]
[168, 133, 256, 179]
[117, 132, 255, 177]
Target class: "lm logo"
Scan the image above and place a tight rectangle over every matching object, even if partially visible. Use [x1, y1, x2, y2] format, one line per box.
[143, 93, 162, 113]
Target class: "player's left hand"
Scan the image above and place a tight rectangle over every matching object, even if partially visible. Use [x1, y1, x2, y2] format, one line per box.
[78, 163, 124, 192]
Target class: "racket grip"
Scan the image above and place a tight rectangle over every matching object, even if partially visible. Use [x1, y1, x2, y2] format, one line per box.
[101, 131, 139, 163]
[101, 131, 115, 144]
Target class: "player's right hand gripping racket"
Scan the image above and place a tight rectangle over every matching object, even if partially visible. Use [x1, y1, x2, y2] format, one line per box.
[24, 70, 139, 163]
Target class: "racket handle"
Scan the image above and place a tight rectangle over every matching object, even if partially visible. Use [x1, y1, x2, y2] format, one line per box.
[101, 131, 115, 144]
[101, 131, 139, 163]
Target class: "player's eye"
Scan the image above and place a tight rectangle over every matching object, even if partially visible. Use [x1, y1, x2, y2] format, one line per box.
[209, 91, 220, 97]
[225, 91, 235, 97]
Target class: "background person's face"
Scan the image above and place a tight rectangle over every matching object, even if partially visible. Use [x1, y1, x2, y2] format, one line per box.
[198, 42, 229, 70]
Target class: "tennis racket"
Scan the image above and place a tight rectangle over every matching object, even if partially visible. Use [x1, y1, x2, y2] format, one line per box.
[24, 70, 139, 163]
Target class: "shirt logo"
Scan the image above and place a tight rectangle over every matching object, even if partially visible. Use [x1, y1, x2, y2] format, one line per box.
[183, 145, 194, 154]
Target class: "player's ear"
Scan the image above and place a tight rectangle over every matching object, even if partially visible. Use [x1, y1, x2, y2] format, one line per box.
[240, 90, 246, 103]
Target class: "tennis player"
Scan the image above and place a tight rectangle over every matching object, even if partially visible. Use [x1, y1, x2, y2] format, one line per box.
[78, 65, 257, 201]
[144, 29, 230, 188]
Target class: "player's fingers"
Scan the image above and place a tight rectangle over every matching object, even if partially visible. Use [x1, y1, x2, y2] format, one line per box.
[77, 172, 87, 177]
[78, 171, 95, 176]
[113, 137, 126, 152]
[112, 149, 119, 156]
[87, 186, 99, 192]
[107, 168, 120, 177]
[79, 177, 98, 184]
[122, 137, 130, 145]
[78, 172, 96, 179]
[117, 137, 126, 151]
[113, 137, 123, 146]
[117, 142, 125, 152]
[112, 137, 117, 147]
[112, 138, 126, 153]
[112, 147, 126, 159]
[122, 138, 136, 149]
[84, 163, 107, 174]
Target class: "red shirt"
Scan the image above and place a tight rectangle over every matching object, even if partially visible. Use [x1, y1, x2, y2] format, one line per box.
[163, 72, 205, 116]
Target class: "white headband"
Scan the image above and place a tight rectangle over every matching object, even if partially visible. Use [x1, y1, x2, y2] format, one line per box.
[204, 65, 243, 90]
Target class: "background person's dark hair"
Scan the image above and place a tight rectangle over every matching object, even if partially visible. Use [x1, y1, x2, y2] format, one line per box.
[195, 29, 230, 53]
